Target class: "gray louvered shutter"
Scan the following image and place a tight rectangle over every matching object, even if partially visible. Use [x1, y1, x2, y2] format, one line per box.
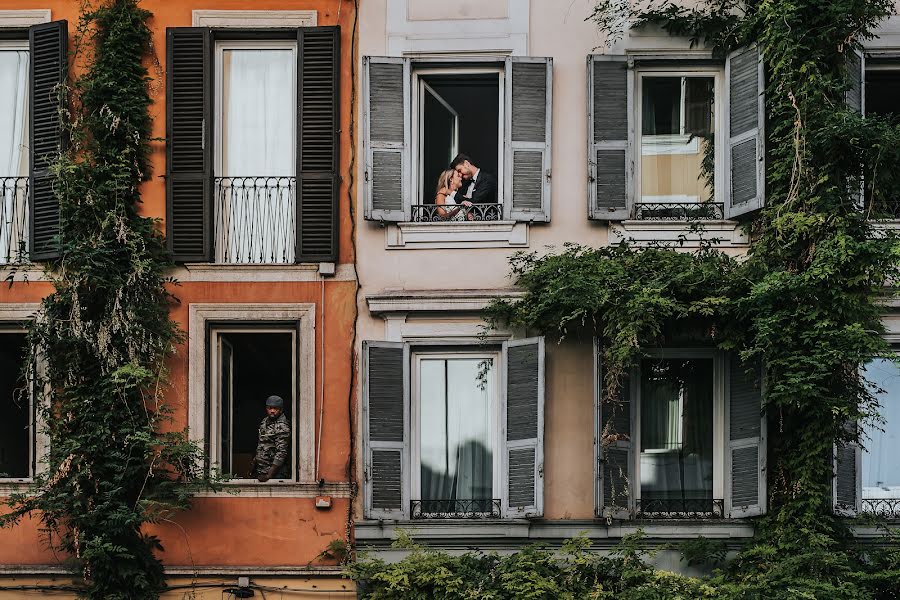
[726, 46, 765, 219]
[504, 57, 552, 222]
[363, 56, 408, 222]
[726, 355, 766, 518]
[833, 420, 861, 516]
[597, 352, 633, 519]
[846, 49, 864, 114]
[28, 20, 67, 261]
[297, 27, 340, 262]
[363, 341, 408, 519]
[166, 28, 211, 262]
[503, 337, 544, 517]
[588, 55, 631, 220]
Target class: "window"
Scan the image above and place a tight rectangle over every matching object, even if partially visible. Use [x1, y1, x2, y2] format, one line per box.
[363, 338, 544, 520]
[863, 59, 900, 218]
[0, 329, 32, 480]
[597, 349, 765, 519]
[363, 56, 552, 225]
[166, 27, 340, 264]
[209, 327, 297, 481]
[861, 353, 900, 515]
[0, 39, 29, 264]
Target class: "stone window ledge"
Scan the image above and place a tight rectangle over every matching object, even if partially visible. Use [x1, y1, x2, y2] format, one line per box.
[386, 221, 529, 249]
[609, 220, 750, 247]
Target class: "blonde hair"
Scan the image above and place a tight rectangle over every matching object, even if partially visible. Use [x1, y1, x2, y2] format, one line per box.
[436, 169, 455, 196]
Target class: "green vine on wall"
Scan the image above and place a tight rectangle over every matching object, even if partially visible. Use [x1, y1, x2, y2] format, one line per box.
[1, 2, 211, 598]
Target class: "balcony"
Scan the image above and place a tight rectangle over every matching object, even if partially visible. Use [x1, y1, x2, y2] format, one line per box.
[410, 203, 503, 223]
[861, 497, 900, 519]
[0, 176, 29, 264]
[410, 498, 502, 519]
[214, 176, 296, 264]
[634, 202, 725, 221]
[636, 498, 724, 519]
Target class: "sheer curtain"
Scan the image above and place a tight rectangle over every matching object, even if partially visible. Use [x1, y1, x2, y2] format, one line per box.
[419, 358, 494, 506]
[0, 50, 29, 263]
[640, 358, 714, 501]
[219, 47, 295, 263]
[862, 358, 900, 498]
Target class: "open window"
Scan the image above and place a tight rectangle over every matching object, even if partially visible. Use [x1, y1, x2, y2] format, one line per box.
[863, 55, 900, 218]
[363, 338, 544, 520]
[363, 56, 552, 224]
[0, 328, 33, 481]
[209, 327, 297, 481]
[0, 38, 29, 265]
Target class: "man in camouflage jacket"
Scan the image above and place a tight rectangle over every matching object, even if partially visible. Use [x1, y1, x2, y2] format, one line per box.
[249, 395, 291, 481]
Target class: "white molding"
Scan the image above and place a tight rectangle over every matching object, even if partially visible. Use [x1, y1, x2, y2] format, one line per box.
[386, 221, 528, 249]
[0, 10, 51, 27]
[609, 220, 750, 247]
[192, 10, 317, 28]
[192, 481, 351, 498]
[175, 263, 356, 282]
[367, 288, 524, 314]
[188, 303, 317, 485]
[867, 15, 900, 50]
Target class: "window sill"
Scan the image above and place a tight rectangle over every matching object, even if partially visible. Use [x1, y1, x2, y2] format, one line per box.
[386, 220, 529, 249]
[609, 220, 749, 247]
[192, 481, 352, 498]
[0, 480, 33, 497]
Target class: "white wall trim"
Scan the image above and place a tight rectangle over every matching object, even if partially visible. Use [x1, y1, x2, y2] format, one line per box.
[367, 288, 524, 314]
[192, 10, 317, 28]
[609, 220, 750, 247]
[0, 10, 51, 28]
[175, 263, 356, 282]
[192, 481, 351, 498]
[188, 303, 317, 485]
[386, 221, 528, 249]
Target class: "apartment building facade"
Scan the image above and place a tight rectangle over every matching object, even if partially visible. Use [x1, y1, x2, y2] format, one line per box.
[0, 1, 357, 596]
[354, 0, 900, 569]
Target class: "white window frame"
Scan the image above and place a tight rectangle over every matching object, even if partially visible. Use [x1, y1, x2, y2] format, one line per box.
[410, 65, 505, 208]
[860, 345, 900, 502]
[634, 67, 725, 206]
[208, 326, 298, 483]
[631, 348, 726, 508]
[409, 350, 503, 506]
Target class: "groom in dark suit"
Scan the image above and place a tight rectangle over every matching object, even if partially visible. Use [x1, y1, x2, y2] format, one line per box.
[450, 153, 497, 205]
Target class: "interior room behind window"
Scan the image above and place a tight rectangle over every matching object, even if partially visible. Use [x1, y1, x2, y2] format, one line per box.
[0, 45, 29, 263]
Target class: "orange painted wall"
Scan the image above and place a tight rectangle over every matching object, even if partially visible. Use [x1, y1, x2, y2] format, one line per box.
[0, 0, 358, 570]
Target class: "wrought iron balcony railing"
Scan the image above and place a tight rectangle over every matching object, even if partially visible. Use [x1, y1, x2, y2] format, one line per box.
[861, 497, 900, 519]
[634, 202, 725, 221]
[411, 203, 503, 223]
[0, 176, 29, 264]
[214, 176, 296, 264]
[867, 198, 900, 220]
[636, 498, 724, 519]
[411, 498, 502, 519]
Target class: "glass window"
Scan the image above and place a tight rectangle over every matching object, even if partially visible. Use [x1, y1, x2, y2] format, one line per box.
[417, 355, 496, 510]
[639, 357, 715, 502]
[865, 68, 900, 119]
[0, 330, 31, 479]
[0, 43, 29, 264]
[862, 356, 900, 499]
[215, 43, 297, 263]
[639, 74, 716, 205]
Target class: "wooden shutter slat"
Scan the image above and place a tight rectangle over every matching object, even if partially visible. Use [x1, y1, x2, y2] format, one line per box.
[588, 56, 631, 221]
[598, 360, 632, 519]
[28, 20, 67, 261]
[166, 27, 211, 263]
[504, 337, 544, 517]
[726, 354, 766, 518]
[297, 26, 340, 263]
[725, 46, 765, 219]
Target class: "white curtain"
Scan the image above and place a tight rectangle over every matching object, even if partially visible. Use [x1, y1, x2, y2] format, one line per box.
[0, 49, 30, 263]
[420, 358, 494, 505]
[218, 48, 295, 263]
[862, 358, 900, 498]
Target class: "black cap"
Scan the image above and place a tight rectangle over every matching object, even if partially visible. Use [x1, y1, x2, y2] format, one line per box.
[265, 395, 284, 408]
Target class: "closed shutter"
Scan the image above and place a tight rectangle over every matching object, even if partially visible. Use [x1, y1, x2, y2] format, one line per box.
[725, 46, 765, 219]
[833, 420, 862, 516]
[166, 28, 211, 262]
[846, 49, 864, 115]
[503, 337, 544, 517]
[597, 351, 633, 519]
[363, 56, 409, 222]
[28, 20, 67, 261]
[297, 27, 340, 263]
[587, 55, 631, 220]
[363, 341, 408, 519]
[726, 355, 767, 518]
[504, 57, 552, 222]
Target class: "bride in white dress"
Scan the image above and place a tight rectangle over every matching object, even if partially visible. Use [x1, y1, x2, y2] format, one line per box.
[435, 169, 474, 221]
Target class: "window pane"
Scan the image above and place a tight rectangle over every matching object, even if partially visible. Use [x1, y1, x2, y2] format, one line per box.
[640, 76, 715, 204]
[419, 357, 493, 501]
[640, 358, 714, 500]
[0, 332, 30, 478]
[0, 50, 30, 264]
[865, 70, 900, 119]
[862, 358, 900, 498]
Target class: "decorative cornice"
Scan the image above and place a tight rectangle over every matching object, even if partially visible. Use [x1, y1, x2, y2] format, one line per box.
[366, 288, 524, 314]
[192, 10, 317, 28]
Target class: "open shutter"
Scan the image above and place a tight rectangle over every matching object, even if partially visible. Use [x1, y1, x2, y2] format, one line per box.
[504, 57, 552, 222]
[846, 49, 864, 115]
[726, 355, 767, 518]
[166, 27, 211, 263]
[363, 56, 408, 222]
[725, 46, 765, 219]
[833, 421, 862, 516]
[587, 55, 631, 220]
[363, 341, 408, 519]
[503, 337, 544, 517]
[597, 351, 633, 519]
[28, 20, 67, 261]
[297, 27, 340, 263]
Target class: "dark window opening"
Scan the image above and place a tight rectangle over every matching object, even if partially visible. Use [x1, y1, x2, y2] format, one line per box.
[217, 331, 294, 479]
[866, 69, 900, 119]
[0, 332, 30, 478]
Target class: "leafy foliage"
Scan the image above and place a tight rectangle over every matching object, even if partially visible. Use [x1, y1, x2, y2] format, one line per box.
[1, 2, 212, 598]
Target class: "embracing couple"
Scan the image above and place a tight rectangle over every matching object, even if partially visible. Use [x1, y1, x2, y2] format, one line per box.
[434, 154, 497, 221]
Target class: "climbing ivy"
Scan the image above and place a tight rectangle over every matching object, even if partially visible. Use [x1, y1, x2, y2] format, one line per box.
[1, 2, 211, 598]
